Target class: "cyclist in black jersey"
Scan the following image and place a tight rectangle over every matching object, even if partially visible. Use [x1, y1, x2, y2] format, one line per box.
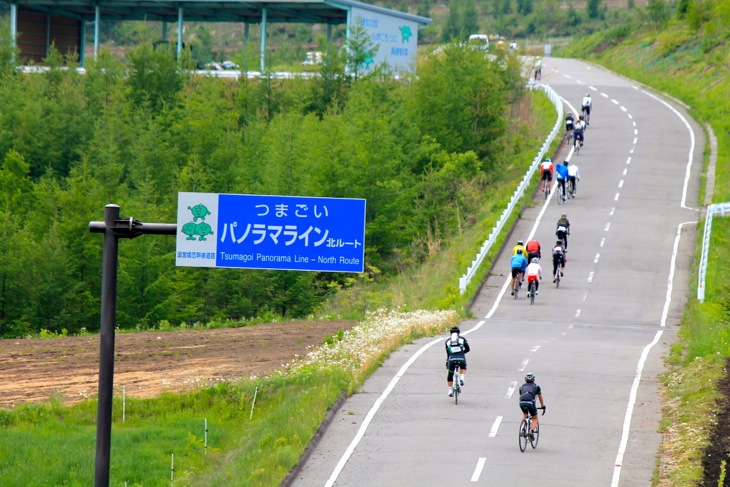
[445, 326, 470, 397]
[519, 373, 546, 436]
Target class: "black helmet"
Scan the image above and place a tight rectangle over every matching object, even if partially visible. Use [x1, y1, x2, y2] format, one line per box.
[517, 240, 524, 245]
[517, 248, 523, 254]
[525, 373, 535, 382]
[563, 160, 569, 165]
[450, 326, 460, 334]
[556, 240, 563, 245]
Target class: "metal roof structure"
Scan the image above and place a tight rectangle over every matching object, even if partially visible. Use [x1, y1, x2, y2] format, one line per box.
[3, 0, 430, 71]
[4, 0, 430, 25]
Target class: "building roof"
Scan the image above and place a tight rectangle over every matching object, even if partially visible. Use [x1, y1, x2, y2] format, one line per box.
[5, 0, 431, 26]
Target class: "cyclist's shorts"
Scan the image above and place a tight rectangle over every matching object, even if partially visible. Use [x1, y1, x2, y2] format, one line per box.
[541, 169, 552, 181]
[447, 358, 467, 372]
[553, 254, 565, 264]
[526, 274, 539, 283]
[565, 122, 574, 131]
[520, 401, 538, 416]
[511, 267, 523, 278]
[556, 230, 567, 240]
[583, 105, 591, 115]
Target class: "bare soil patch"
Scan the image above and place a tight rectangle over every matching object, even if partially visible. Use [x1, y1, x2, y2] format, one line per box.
[0, 320, 356, 409]
[702, 357, 730, 486]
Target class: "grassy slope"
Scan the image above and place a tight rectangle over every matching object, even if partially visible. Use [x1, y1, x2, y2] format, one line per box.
[560, 23, 730, 485]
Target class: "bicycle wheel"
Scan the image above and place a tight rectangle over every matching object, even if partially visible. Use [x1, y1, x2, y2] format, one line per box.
[555, 269, 560, 288]
[544, 183, 550, 201]
[530, 422, 540, 449]
[513, 280, 519, 299]
[453, 367, 460, 405]
[529, 282, 536, 305]
[519, 419, 529, 452]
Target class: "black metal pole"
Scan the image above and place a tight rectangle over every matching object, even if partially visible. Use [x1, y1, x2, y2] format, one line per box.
[94, 204, 120, 487]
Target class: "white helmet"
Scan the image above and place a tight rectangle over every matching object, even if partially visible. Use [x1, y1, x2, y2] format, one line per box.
[531, 257, 539, 263]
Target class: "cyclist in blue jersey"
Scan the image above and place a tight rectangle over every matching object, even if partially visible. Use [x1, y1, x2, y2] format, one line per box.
[446, 326, 470, 397]
[556, 160, 569, 201]
[511, 249, 528, 296]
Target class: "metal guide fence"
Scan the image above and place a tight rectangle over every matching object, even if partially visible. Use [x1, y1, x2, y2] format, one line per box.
[698, 202, 730, 302]
[459, 83, 563, 294]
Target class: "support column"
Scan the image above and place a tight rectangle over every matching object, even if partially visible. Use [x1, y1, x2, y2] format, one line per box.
[162, 21, 167, 41]
[45, 14, 50, 58]
[260, 8, 267, 72]
[243, 22, 249, 70]
[80, 19, 86, 66]
[94, 6, 100, 61]
[10, 3, 17, 63]
[177, 8, 183, 56]
[327, 24, 332, 54]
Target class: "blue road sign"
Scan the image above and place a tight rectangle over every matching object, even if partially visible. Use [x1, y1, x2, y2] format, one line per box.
[176, 192, 366, 273]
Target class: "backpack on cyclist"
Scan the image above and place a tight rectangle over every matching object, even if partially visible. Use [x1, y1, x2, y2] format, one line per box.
[447, 338, 464, 354]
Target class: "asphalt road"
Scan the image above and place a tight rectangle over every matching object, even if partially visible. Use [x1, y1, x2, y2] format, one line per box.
[289, 57, 704, 487]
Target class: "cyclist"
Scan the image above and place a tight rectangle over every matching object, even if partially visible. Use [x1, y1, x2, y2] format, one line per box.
[567, 162, 581, 197]
[552, 239, 566, 282]
[525, 257, 543, 297]
[573, 115, 585, 150]
[510, 248, 528, 296]
[539, 157, 554, 193]
[512, 240, 526, 256]
[556, 214, 571, 251]
[556, 160, 569, 201]
[445, 326, 470, 397]
[534, 58, 542, 80]
[519, 373, 546, 438]
[565, 112, 575, 140]
[525, 239, 541, 263]
[582, 93, 592, 125]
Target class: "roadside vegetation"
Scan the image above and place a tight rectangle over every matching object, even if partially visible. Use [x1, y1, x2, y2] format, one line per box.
[560, 2, 730, 483]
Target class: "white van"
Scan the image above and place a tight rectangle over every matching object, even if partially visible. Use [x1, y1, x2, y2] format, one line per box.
[467, 34, 490, 52]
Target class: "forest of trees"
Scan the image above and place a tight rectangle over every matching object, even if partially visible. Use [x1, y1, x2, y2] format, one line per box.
[0, 21, 540, 337]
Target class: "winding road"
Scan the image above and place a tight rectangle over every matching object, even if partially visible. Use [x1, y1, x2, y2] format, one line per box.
[289, 57, 704, 487]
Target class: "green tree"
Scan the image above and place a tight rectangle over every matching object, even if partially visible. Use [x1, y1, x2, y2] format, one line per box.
[647, 0, 669, 26]
[344, 19, 380, 81]
[441, 4, 462, 41]
[587, 0, 603, 19]
[462, 0, 480, 34]
[517, 0, 533, 16]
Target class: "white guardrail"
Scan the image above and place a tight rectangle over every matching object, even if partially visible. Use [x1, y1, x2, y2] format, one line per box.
[698, 202, 730, 302]
[459, 82, 563, 294]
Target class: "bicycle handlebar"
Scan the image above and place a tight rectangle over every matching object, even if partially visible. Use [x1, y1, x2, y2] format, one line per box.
[538, 406, 546, 415]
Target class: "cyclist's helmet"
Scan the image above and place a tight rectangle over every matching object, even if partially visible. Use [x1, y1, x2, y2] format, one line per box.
[556, 240, 563, 245]
[525, 373, 535, 382]
[450, 326, 460, 334]
[544, 157, 551, 162]
[561, 214, 567, 218]
[586, 93, 590, 97]
[517, 248, 523, 254]
[563, 160, 569, 166]
[579, 114, 585, 120]
[531, 257, 539, 263]
[517, 240, 524, 245]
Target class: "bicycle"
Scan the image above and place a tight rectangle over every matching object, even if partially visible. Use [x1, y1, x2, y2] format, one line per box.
[527, 279, 537, 305]
[452, 364, 462, 405]
[567, 179, 575, 199]
[554, 264, 561, 288]
[573, 135, 582, 154]
[544, 181, 551, 201]
[513, 275, 522, 299]
[519, 406, 546, 452]
[556, 181, 565, 205]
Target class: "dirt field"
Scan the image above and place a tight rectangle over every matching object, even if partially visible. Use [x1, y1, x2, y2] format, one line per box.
[0, 320, 357, 409]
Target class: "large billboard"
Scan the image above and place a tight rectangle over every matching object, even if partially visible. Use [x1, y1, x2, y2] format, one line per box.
[350, 6, 419, 75]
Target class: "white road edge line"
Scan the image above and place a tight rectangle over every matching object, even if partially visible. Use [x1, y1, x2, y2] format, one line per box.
[471, 457, 487, 482]
[610, 329, 663, 487]
[660, 222, 696, 327]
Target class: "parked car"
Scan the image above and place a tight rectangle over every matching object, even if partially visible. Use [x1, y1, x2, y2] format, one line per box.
[221, 60, 239, 70]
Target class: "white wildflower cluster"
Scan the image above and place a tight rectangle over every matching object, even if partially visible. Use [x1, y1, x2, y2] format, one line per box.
[286, 309, 459, 380]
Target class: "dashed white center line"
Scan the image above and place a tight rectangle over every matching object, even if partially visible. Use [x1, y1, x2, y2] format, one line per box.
[489, 417, 503, 438]
[583, 291, 588, 302]
[627, 157, 632, 164]
[604, 222, 611, 231]
[471, 457, 486, 482]
[615, 193, 621, 201]
[575, 309, 581, 318]
[611, 99, 619, 105]
[594, 253, 600, 263]
[623, 168, 628, 176]
[518, 359, 529, 371]
[620, 106, 627, 112]
[633, 137, 638, 144]
[610, 207, 616, 216]
[588, 272, 595, 283]
[530, 345, 542, 352]
[601, 92, 609, 98]
[506, 381, 517, 398]
[618, 180, 624, 188]
[634, 129, 638, 135]
[600, 237, 606, 247]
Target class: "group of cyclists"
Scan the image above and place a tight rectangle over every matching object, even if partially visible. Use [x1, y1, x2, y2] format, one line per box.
[565, 93, 593, 152]
[509, 213, 571, 296]
[445, 327, 546, 433]
[541, 158, 581, 201]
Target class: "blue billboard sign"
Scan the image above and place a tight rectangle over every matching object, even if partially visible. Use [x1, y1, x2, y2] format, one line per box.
[176, 192, 366, 273]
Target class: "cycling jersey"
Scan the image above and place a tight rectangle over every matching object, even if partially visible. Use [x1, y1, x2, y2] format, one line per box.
[582, 96, 592, 109]
[525, 262, 542, 279]
[552, 245, 565, 261]
[512, 244, 526, 256]
[555, 164, 569, 180]
[567, 165, 580, 178]
[526, 240, 541, 256]
[540, 161, 553, 173]
[511, 253, 528, 271]
[519, 382, 542, 402]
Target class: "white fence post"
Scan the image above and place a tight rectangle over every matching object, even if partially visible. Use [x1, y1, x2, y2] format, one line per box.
[698, 202, 730, 302]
